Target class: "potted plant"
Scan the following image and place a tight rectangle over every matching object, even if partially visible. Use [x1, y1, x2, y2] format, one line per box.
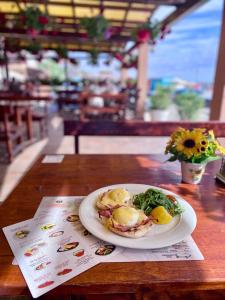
[26, 42, 42, 55]
[150, 86, 172, 121]
[134, 19, 168, 45]
[165, 128, 225, 184]
[56, 46, 68, 59]
[88, 49, 99, 65]
[20, 6, 49, 36]
[80, 15, 110, 41]
[174, 91, 204, 120]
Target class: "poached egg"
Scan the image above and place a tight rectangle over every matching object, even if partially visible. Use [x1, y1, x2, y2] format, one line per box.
[110, 206, 147, 227]
[97, 188, 131, 209]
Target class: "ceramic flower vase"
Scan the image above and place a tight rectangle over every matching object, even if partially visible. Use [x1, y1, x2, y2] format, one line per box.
[181, 161, 206, 184]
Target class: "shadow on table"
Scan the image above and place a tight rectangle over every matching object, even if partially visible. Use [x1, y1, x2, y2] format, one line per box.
[134, 155, 225, 224]
[0, 115, 66, 203]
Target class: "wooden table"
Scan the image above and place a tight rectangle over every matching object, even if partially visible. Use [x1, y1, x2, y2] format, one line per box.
[0, 155, 225, 299]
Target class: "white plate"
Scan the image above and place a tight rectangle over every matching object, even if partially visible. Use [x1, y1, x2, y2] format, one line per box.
[79, 184, 197, 249]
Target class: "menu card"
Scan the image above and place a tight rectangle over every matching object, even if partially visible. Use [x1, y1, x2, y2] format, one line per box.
[3, 196, 204, 298]
[42, 155, 64, 164]
[3, 197, 121, 298]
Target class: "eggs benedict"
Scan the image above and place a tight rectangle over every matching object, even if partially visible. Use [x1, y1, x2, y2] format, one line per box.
[106, 206, 152, 238]
[96, 188, 131, 210]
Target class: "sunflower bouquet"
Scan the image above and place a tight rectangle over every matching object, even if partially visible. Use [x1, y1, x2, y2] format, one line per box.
[165, 128, 225, 164]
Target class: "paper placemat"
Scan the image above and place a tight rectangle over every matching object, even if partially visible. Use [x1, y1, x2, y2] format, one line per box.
[5, 196, 204, 297]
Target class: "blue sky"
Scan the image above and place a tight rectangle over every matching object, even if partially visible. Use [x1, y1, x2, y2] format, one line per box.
[150, 0, 223, 83]
[72, 0, 223, 84]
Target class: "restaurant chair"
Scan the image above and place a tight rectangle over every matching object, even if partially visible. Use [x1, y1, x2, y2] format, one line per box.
[31, 111, 48, 138]
[0, 105, 32, 163]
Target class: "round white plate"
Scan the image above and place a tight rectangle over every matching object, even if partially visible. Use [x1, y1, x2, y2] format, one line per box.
[79, 184, 197, 249]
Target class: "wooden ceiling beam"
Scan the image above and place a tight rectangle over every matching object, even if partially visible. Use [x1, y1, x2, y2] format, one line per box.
[88, 0, 186, 4]
[0, 21, 135, 32]
[0, 28, 131, 43]
[0, 0, 156, 12]
[4, 13, 147, 25]
[161, 0, 208, 27]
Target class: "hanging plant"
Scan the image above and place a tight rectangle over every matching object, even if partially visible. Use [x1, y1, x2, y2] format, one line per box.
[122, 55, 138, 69]
[17, 53, 26, 62]
[20, 6, 49, 36]
[114, 52, 124, 62]
[36, 53, 43, 62]
[5, 38, 20, 53]
[80, 15, 110, 41]
[160, 24, 171, 40]
[88, 49, 99, 65]
[52, 56, 60, 63]
[134, 19, 167, 44]
[26, 42, 42, 55]
[104, 54, 113, 66]
[113, 50, 136, 68]
[56, 46, 68, 59]
[69, 58, 78, 66]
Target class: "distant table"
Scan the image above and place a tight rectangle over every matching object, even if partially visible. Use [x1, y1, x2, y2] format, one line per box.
[0, 155, 225, 299]
[0, 95, 52, 103]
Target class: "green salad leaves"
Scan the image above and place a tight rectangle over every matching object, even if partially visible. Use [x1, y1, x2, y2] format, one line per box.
[133, 188, 184, 216]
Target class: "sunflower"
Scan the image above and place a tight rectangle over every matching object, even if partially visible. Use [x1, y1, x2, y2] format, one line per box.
[198, 138, 209, 153]
[208, 130, 215, 140]
[215, 141, 225, 155]
[165, 127, 187, 154]
[175, 129, 204, 158]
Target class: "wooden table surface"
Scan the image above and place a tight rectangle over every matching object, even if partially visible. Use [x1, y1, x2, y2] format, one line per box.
[0, 154, 225, 298]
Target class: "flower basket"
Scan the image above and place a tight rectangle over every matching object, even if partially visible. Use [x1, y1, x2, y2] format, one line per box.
[20, 6, 49, 35]
[26, 42, 42, 55]
[134, 20, 165, 45]
[80, 15, 110, 41]
[137, 29, 150, 43]
[56, 46, 68, 59]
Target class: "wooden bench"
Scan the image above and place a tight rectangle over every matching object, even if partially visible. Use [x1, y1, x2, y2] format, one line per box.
[64, 120, 225, 154]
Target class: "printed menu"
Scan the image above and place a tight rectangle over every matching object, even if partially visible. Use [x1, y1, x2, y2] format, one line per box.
[3, 196, 121, 298]
[3, 196, 204, 298]
[42, 155, 64, 164]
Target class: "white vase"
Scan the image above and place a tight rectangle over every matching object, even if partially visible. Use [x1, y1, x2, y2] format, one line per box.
[181, 161, 206, 184]
[151, 109, 169, 121]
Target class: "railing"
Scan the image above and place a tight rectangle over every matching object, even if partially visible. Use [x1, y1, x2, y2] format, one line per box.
[64, 120, 225, 154]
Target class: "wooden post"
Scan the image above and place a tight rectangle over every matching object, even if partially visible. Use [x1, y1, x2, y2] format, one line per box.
[136, 42, 149, 118]
[210, 0, 225, 120]
[64, 58, 68, 90]
[4, 47, 9, 80]
[121, 68, 128, 86]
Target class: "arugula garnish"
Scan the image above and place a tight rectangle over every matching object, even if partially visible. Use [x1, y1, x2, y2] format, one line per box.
[133, 188, 184, 216]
